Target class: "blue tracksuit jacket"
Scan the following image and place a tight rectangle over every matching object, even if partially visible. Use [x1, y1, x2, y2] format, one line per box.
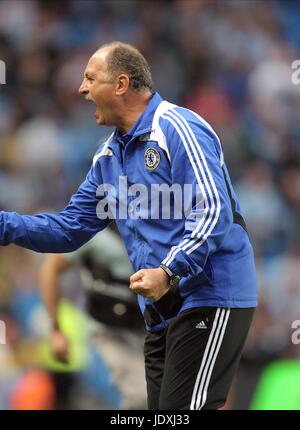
[0, 92, 258, 331]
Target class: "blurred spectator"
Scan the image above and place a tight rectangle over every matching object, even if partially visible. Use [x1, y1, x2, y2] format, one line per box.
[9, 370, 55, 410]
[39, 227, 147, 410]
[235, 161, 294, 258]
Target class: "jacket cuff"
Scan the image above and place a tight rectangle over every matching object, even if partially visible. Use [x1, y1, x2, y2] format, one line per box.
[161, 256, 189, 279]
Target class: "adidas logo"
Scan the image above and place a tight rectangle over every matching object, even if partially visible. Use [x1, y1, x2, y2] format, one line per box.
[195, 320, 208, 329]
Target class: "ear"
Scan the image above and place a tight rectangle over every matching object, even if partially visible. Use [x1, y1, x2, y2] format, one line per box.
[114, 74, 130, 95]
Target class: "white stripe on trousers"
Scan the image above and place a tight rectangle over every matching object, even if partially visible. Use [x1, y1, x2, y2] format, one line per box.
[190, 308, 231, 410]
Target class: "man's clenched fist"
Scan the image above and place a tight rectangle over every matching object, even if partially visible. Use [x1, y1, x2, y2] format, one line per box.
[130, 268, 169, 302]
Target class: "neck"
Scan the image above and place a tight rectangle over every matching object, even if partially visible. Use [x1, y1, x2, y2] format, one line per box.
[115, 91, 152, 134]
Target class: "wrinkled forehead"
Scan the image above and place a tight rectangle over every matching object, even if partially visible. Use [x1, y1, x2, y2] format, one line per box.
[84, 49, 109, 76]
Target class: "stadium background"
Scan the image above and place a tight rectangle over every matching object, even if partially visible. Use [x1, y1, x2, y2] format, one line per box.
[0, 0, 300, 409]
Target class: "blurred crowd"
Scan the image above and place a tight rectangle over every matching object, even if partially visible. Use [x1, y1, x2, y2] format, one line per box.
[0, 0, 300, 409]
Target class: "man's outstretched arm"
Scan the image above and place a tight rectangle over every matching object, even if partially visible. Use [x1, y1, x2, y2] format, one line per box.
[0, 162, 110, 253]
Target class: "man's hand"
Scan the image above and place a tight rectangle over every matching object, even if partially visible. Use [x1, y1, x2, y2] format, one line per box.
[50, 329, 69, 364]
[130, 268, 169, 301]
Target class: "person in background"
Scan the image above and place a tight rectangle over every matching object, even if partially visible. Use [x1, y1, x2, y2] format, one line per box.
[40, 226, 147, 410]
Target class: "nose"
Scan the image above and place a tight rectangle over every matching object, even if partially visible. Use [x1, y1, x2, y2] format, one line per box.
[78, 79, 88, 95]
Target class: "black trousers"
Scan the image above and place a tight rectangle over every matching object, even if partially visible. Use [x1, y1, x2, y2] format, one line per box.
[144, 306, 255, 410]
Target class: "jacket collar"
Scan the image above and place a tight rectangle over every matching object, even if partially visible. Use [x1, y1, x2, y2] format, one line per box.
[113, 91, 163, 146]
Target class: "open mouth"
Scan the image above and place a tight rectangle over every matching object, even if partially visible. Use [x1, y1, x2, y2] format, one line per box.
[84, 97, 100, 119]
[82, 96, 102, 121]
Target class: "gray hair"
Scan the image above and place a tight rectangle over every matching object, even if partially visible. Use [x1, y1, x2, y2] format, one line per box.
[98, 41, 153, 92]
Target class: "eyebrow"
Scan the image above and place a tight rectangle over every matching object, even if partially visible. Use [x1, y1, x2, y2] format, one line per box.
[84, 71, 94, 79]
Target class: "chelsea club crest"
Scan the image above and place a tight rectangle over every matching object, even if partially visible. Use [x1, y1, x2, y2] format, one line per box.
[144, 147, 160, 170]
